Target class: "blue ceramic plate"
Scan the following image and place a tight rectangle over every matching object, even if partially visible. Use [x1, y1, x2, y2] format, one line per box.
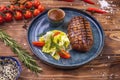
[27, 8, 104, 69]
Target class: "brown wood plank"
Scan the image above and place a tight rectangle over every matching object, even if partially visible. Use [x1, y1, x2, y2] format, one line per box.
[0, 0, 120, 80]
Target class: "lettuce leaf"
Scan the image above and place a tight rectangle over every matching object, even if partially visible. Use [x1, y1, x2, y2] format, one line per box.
[39, 30, 70, 60]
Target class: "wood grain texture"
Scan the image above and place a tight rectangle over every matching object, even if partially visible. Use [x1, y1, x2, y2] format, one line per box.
[0, 0, 120, 80]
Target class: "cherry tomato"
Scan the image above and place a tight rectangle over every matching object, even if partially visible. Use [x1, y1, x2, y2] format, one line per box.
[25, 1, 33, 9]
[14, 11, 23, 20]
[19, 4, 25, 10]
[8, 5, 15, 11]
[38, 5, 45, 12]
[33, 0, 41, 8]
[0, 5, 7, 12]
[4, 12, 13, 22]
[33, 9, 40, 17]
[14, 5, 20, 10]
[24, 10, 32, 19]
[0, 15, 4, 24]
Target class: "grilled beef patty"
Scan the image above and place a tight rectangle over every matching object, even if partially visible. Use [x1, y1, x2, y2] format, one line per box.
[67, 16, 93, 52]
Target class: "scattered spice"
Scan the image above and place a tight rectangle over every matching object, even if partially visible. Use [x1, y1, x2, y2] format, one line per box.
[86, 7, 107, 14]
[22, 20, 29, 30]
[0, 58, 20, 80]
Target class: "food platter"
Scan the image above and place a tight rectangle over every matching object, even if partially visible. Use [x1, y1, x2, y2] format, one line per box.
[27, 7, 104, 69]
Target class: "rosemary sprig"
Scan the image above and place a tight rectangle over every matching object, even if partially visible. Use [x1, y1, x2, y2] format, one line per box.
[0, 29, 42, 73]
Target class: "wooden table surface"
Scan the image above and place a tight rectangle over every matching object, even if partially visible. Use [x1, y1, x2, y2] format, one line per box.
[0, 0, 120, 80]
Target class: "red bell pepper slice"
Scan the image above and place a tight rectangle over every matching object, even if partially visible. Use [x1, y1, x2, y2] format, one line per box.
[32, 41, 45, 47]
[57, 49, 71, 59]
[53, 31, 61, 37]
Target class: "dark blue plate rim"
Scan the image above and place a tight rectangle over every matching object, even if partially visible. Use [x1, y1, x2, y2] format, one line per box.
[27, 7, 105, 68]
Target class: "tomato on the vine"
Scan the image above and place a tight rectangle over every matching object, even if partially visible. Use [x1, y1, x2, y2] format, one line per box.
[33, 0, 41, 8]
[0, 5, 7, 12]
[8, 5, 15, 11]
[19, 4, 25, 10]
[0, 15, 4, 24]
[38, 5, 45, 12]
[14, 11, 23, 20]
[25, 1, 33, 9]
[33, 9, 40, 17]
[24, 10, 32, 19]
[14, 5, 20, 10]
[4, 12, 13, 22]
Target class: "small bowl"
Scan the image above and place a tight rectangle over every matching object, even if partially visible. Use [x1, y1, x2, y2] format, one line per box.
[47, 8, 65, 27]
[0, 57, 22, 80]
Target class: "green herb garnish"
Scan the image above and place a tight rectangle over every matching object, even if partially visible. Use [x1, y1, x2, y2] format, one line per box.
[0, 29, 42, 73]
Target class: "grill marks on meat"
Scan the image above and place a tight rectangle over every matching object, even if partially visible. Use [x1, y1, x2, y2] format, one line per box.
[67, 16, 93, 52]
